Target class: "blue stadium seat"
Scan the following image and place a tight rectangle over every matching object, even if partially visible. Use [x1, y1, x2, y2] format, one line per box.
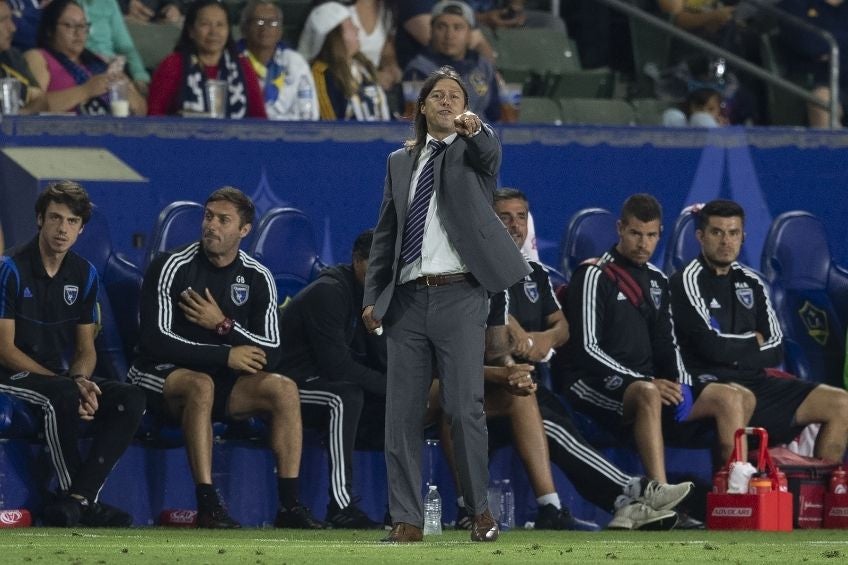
[558, 208, 616, 282]
[762, 212, 848, 387]
[248, 207, 325, 301]
[664, 209, 700, 275]
[144, 201, 204, 269]
[74, 210, 144, 382]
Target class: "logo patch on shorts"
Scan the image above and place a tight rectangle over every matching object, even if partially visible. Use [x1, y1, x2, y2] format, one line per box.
[10, 371, 29, 380]
[63, 285, 79, 305]
[604, 375, 624, 391]
[698, 373, 719, 384]
[154, 364, 176, 371]
[735, 288, 754, 309]
[231, 283, 249, 306]
[523, 281, 539, 303]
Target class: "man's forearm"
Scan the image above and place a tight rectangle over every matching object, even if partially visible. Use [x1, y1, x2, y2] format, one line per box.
[0, 347, 58, 376]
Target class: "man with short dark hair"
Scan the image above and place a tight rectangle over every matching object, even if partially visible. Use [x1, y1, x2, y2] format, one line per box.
[403, 1, 501, 122]
[0, 180, 145, 527]
[487, 188, 693, 530]
[275, 229, 384, 529]
[561, 194, 754, 484]
[670, 199, 848, 462]
[129, 187, 322, 530]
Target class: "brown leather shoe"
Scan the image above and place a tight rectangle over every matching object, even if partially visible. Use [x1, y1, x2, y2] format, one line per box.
[381, 522, 423, 543]
[470, 509, 499, 542]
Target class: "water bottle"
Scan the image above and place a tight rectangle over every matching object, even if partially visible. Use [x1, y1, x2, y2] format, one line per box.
[296, 75, 313, 120]
[500, 479, 515, 530]
[423, 485, 442, 535]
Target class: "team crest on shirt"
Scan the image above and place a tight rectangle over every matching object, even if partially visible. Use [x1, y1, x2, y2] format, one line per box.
[650, 287, 662, 309]
[604, 375, 624, 391]
[231, 284, 249, 306]
[63, 285, 79, 305]
[523, 281, 539, 303]
[735, 288, 754, 309]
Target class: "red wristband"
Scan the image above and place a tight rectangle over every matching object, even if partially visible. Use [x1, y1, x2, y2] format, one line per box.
[215, 317, 234, 336]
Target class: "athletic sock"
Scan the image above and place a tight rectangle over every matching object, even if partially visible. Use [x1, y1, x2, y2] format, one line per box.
[278, 477, 299, 509]
[196, 484, 219, 512]
[536, 492, 561, 510]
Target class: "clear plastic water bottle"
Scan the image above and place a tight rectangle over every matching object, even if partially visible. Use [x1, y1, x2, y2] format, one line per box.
[500, 479, 515, 531]
[423, 485, 442, 535]
[296, 75, 314, 120]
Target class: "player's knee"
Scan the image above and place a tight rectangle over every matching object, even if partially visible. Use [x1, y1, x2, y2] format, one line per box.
[626, 380, 660, 408]
[182, 372, 215, 405]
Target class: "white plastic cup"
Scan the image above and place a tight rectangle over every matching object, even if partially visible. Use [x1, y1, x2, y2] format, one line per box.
[205, 79, 227, 118]
[0, 77, 22, 115]
[108, 79, 130, 117]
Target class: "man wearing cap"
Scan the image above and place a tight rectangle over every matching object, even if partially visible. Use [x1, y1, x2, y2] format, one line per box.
[362, 66, 529, 542]
[404, 1, 501, 122]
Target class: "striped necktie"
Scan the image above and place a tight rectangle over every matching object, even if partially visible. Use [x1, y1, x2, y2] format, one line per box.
[399, 139, 447, 264]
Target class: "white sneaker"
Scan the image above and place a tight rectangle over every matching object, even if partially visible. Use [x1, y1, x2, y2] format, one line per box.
[607, 502, 678, 531]
[640, 480, 693, 511]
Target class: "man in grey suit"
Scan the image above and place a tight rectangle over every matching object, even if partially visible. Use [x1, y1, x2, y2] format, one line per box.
[362, 66, 530, 543]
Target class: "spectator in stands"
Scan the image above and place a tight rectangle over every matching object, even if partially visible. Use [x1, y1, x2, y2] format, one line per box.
[670, 199, 848, 462]
[776, 0, 848, 128]
[298, 1, 390, 121]
[350, 0, 402, 92]
[147, 0, 266, 117]
[404, 1, 500, 122]
[121, 0, 183, 25]
[662, 86, 726, 127]
[0, 0, 47, 113]
[24, 0, 147, 115]
[472, 0, 566, 33]
[394, 0, 495, 71]
[9, 0, 43, 51]
[0, 181, 146, 527]
[559, 194, 755, 483]
[128, 187, 322, 529]
[238, 0, 318, 120]
[81, 0, 151, 92]
[274, 229, 385, 529]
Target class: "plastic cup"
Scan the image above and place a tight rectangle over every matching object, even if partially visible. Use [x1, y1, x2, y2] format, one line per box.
[205, 79, 227, 119]
[0, 77, 22, 115]
[109, 79, 130, 117]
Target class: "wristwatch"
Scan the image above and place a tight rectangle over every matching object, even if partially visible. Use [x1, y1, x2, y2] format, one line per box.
[216, 317, 234, 336]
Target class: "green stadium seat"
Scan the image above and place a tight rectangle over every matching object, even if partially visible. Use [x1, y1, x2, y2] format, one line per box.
[517, 97, 563, 124]
[126, 21, 180, 73]
[559, 98, 636, 126]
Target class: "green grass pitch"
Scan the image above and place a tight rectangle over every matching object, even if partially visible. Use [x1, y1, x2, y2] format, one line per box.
[1, 528, 847, 564]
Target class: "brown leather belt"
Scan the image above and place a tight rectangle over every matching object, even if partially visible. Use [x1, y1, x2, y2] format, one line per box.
[414, 273, 475, 287]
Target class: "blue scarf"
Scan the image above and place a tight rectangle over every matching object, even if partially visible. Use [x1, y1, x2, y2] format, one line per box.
[48, 48, 109, 115]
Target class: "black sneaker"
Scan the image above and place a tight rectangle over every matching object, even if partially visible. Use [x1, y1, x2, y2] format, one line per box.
[326, 501, 380, 529]
[274, 504, 325, 529]
[454, 505, 473, 530]
[43, 494, 86, 527]
[534, 503, 600, 531]
[197, 505, 241, 529]
[81, 501, 133, 527]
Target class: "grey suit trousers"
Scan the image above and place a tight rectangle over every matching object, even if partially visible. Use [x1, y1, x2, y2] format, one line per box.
[384, 278, 490, 527]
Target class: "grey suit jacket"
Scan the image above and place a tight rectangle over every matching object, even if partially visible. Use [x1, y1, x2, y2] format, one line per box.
[364, 125, 531, 318]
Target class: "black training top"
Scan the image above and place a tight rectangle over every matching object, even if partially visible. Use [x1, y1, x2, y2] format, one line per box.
[0, 237, 99, 374]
